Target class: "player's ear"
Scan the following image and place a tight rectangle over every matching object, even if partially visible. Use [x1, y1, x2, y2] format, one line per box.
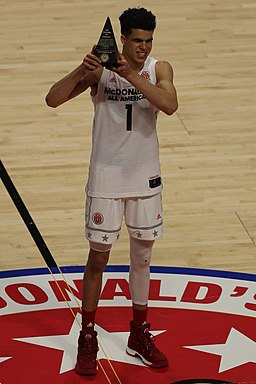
[121, 35, 126, 45]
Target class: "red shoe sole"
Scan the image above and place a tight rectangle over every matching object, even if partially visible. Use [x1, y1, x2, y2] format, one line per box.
[126, 347, 168, 368]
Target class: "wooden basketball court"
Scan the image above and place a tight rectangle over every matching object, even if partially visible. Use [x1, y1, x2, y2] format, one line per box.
[1, 0, 256, 275]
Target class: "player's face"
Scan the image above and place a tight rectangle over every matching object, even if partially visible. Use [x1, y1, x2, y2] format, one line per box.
[121, 29, 153, 66]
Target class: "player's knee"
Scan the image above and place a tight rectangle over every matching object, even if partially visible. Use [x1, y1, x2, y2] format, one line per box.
[130, 238, 154, 267]
[86, 243, 111, 273]
[86, 252, 108, 273]
[136, 255, 151, 268]
[89, 241, 112, 253]
[139, 239, 154, 250]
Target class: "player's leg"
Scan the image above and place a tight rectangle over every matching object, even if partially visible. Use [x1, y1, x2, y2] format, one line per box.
[129, 236, 153, 317]
[75, 243, 111, 376]
[82, 196, 123, 321]
[125, 193, 168, 368]
[129, 236, 152, 335]
[75, 197, 123, 375]
[82, 242, 112, 326]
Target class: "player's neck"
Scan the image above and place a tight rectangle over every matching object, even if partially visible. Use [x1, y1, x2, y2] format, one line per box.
[123, 53, 145, 73]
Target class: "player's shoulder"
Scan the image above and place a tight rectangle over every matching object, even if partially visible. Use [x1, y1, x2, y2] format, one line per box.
[155, 60, 173, 71]
[155, 60, 174, 79]
[146, 56, 172, 72]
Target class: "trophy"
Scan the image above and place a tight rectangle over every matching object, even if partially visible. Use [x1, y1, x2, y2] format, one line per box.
[94, 17, 120, 68]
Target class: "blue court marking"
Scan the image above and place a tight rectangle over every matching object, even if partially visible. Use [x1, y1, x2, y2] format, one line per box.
[1, 265, 255, 282]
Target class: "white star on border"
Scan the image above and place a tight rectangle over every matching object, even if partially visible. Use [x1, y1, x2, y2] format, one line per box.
[184, 327, 256, 372]
[0, 357, 12, 364]
[13, 314, 166, 374]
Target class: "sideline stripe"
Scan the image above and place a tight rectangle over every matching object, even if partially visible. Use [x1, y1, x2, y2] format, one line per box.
[1, 265, 255, 282]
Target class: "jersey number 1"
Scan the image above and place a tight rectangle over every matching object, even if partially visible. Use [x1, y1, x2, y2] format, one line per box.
[125, 104, 132, 131]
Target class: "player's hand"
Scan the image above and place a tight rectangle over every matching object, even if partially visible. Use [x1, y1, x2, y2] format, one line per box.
[82, 45, 102, 72]
[110, 53, 133, 78]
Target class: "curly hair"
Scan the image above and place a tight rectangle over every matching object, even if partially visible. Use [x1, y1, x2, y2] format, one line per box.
[119, 7, 156, 36]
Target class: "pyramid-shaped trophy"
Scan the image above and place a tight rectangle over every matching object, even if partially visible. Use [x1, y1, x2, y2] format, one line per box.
[94, 17, 120, 68]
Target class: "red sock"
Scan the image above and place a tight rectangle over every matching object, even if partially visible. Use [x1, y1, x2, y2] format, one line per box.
[132, 307, 148, 328]
[82, 309, 96, 331]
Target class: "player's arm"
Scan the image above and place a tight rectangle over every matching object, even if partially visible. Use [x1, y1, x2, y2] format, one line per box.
[154, 61, 178, 115]
[45, 50, 102, 108]
[113, 58, 178, 115]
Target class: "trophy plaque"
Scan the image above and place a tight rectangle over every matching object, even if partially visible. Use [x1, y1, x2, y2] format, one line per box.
[94, 17, 120, 68]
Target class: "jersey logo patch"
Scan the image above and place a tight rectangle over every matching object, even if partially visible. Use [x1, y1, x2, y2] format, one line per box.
[92, 212, 104, 225]
[140, 71, 150, 81]
[149, 176, 162, 189]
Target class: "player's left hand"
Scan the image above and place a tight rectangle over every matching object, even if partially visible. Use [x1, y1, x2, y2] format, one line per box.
[109, 53, 132, 78]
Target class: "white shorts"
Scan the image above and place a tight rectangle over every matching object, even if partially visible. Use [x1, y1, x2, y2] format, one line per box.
[85, 193, 163, 245]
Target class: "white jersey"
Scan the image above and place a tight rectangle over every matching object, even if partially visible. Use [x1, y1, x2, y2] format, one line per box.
[86, 56, 162, 198]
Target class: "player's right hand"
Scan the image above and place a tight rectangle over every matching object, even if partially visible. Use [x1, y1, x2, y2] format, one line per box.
[82, 46, 102, 72]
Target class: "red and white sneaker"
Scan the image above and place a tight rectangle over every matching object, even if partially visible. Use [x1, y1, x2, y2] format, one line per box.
[126, 321, 168, 368]
[75, 330, 99, 375]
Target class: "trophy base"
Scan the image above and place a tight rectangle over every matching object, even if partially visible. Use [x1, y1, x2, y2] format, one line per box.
[103, 62, 121, 68]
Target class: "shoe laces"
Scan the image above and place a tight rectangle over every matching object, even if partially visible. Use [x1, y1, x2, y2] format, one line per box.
[141, 327, 156, 350]
[80, 333, 98, 354]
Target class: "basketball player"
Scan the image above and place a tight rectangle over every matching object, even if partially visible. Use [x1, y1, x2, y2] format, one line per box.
[46, 7, 178, 375]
